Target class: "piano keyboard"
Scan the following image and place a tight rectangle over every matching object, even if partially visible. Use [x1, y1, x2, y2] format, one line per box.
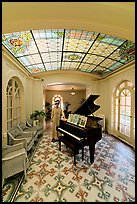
[57, 127, 84, 141]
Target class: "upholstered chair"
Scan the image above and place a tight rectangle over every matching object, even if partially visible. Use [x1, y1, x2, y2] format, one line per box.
[2, 143, 28, 186]
[17, 122, 38, 141]
[26, 119, 44, 137]
[7, 127, 34, 152]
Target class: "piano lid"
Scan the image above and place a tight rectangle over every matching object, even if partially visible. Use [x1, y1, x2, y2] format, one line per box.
[74, 95, 100, 116]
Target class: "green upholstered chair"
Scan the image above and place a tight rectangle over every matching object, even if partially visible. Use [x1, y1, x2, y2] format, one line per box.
[2, 143, 28, 186]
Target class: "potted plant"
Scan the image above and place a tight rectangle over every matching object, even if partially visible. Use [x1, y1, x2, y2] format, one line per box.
[30, 110, 46, 125]
[63, 101, 71, 119]
[45, 101, 52, 121]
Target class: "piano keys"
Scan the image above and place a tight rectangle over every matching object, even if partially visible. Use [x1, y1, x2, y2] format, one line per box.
[57, 126, 84, 141]
[57, 94, 102, 165]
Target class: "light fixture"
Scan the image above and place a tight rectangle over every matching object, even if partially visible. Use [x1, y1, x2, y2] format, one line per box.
[70, 88, 75, 95]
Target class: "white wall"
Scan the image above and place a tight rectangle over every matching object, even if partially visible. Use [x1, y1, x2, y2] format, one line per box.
[2, 2, 134, 41]
[42, 71, 98, 88]
[98, 64, 135, 134]
[2, 51, 44, 145]
[45, 89, 86, 113]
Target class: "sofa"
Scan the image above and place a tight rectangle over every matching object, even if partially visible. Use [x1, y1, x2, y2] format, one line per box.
[7, 125, 35, 152]
[7, 120, 44, 152]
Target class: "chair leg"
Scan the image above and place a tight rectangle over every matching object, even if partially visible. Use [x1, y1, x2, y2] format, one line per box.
[82, 146, 84, 161]
[2, 179, 4, 188]
[24, 160, 27, 178]
[26, 155, 29, 163]
[24, 169, 26, 178]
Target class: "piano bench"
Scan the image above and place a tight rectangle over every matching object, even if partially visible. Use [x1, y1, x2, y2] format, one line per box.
[59, 136, 84, 165]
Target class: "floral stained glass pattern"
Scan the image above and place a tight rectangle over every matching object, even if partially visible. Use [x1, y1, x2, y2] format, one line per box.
[2, 29, 135, 77]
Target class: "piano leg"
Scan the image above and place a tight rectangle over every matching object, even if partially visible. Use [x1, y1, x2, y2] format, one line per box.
[82, 148, 84, 161]
[59, 139, 61, 151]
[89, 144, 95, 164]
[59, 136, 81, 165]
[74, 153, 77, 165]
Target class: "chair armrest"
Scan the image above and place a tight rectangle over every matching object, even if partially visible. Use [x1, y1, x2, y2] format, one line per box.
[20, 132, 33, 137]
[17, 123, 29, 132]
[12, 138, 27, 149]
[2, 150, 27, 161]
[26, 121, 32, 127]
[17, 134, 33, 140]
[8, 132, 27, 147]
[3, 143, 24, 152]
[23, 130, 36, 136]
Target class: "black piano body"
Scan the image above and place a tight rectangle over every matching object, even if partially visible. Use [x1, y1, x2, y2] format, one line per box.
[57, 94, 102, 165]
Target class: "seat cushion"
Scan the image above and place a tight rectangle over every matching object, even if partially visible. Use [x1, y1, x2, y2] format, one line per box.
[26, 119, 33, 127]
[35, 125, 43, 131]
[25, 127, 37, 132]
[16, 136, 32, 145]
[9, 129, 18, 137]
[18, 122, 28, 131]
[3, 148, 26, 159]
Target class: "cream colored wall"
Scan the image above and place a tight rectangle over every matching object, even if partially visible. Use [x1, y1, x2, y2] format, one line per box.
[98, 64, 135, 134]
[2, 51, 44, 145]
[42, 71, 99, 103]
[2, 2, 135, 41]
[45, 90, 86, 114]
[42, 72, 99, 112]
[42, 71, 98, 87]
[86, 82, 98, 97]
[25, 78, 44, 116]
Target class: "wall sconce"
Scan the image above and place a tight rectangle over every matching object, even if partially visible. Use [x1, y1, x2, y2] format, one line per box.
[70, 88, 75, 95]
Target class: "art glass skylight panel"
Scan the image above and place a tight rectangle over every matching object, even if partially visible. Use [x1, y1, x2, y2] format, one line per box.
[109, 49, 122, 61]
[79, 63, 96, 72]
[2, 29, 135, 78]
[41, 52, 61, 64]
[27, 64, 45, 74]
[63, 52, 84, 62]
[18, 54, 42, 67]
[100, 59, 117, 68]
[44, 62, 60, 71]
[16, 40, 38, 57]
[83, 54, 105, 64]
[61, 61, 79, 70]
[64, 30, 98, 53]
[89, 41, 117, 57]
[92, 66, 111, 76]
[18, 56, 32, 67]
[33, 30, 63, 52]
[109, 62, 123, 71]
[2, 31, 33, 57]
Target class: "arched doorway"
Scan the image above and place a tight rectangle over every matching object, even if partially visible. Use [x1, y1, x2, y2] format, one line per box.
[52, 94, 64, 110]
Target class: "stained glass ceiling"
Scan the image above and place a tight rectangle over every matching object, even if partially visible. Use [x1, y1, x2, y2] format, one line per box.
[2, 29, 135, 78]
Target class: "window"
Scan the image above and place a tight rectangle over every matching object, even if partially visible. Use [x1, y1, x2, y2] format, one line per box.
[113, 80, 135, 146]
[6, 77, 21, 129]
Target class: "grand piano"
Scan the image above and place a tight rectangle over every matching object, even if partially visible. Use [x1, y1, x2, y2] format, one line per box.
[56, 95, 102, 165]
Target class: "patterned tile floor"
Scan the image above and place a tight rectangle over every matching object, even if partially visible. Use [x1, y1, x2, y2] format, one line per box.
[3, 124, 135, 202]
